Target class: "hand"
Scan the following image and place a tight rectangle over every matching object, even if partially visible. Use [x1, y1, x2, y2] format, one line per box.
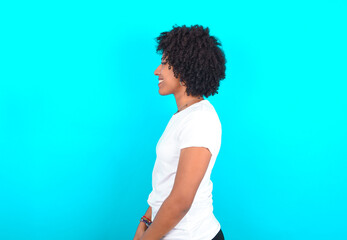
[133, 222, 147, 240]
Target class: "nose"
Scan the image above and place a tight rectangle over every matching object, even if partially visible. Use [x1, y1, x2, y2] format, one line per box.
[154, 64, 162, 76]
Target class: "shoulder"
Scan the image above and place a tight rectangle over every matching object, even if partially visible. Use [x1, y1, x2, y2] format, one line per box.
[178, 107, 221, 135]
[186, 105, 221, 128]
[176, 107, 222, 156]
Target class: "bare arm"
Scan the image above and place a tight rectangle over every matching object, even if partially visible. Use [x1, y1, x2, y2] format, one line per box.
[144, 206, 152, 220]
[133, 206, 152, 240]
[140, 147, 212, 240]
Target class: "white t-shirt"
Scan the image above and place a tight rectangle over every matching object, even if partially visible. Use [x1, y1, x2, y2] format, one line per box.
[147, 99, 222, 240]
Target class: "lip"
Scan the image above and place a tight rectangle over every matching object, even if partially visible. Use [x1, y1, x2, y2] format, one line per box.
[158, 81, 164, 87]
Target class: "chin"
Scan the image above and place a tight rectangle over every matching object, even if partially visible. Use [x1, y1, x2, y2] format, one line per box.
[158, 92, 170, 96]
[158, 89, 172, 96]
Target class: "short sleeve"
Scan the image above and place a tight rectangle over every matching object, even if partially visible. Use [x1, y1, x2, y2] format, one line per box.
[177, 110, 221, 156]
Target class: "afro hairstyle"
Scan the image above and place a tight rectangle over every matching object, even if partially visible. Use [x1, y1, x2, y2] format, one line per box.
[154, 24, 226, 98]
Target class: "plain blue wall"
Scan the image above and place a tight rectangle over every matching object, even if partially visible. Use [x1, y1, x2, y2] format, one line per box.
[0, 1, 346, 239]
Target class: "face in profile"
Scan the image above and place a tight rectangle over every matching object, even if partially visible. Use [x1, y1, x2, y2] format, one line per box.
[154, 56, 183, 96]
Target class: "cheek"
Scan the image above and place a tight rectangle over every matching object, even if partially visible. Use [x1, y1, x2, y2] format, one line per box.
[167, 71, 177, 80]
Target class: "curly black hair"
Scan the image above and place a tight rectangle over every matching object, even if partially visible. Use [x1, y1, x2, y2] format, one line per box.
[155, 24, 226, 98]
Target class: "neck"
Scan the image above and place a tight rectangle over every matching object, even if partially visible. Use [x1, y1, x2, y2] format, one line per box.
[174, 93, 204, 114]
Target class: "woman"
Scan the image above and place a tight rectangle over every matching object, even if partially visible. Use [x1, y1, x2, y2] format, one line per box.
[133, 24, 227, 240]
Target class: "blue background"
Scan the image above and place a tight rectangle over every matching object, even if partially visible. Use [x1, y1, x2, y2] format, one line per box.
[0, 1, 346, 239]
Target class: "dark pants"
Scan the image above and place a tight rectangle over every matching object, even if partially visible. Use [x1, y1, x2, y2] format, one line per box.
[212, 229, 224, 240]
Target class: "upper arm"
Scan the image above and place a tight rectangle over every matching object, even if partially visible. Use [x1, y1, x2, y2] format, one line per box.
[169, 146, 212, 210]
[169, 110, 220, 210]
